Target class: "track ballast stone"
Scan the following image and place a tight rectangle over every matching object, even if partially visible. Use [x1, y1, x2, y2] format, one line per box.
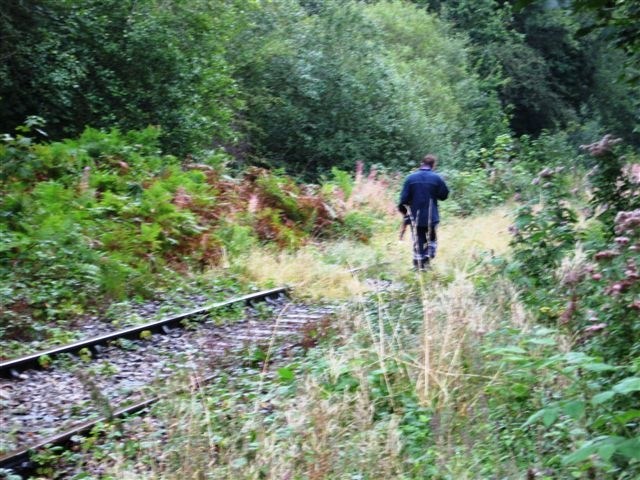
[0, 299, 335, 456]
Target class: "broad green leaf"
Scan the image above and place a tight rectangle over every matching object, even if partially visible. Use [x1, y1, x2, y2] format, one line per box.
[582, 362, 617, 372]
[277, 367, 295, 382]
[616, 438, 640, 460]
[563, 352, 592, 364]
[613, 377, 640, 394]
[531, 327, 556, 336]
[597, 443, 616, 461]
[563, 441, 598, 464]
[526, 337, 556, 346]
[523, 409, 546, 427]
[591, 391, 616, 405]
[543, 408, 559, 427]
[489, 346, 527, 355]
[612, 410, 640, 424]
[562, 400, 585, 420]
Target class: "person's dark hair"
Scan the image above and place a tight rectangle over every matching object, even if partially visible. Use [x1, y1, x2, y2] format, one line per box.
[421, 154, 437, 168]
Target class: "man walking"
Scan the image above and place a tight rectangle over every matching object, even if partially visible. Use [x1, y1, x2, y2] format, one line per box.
[398, 154, 449, 270]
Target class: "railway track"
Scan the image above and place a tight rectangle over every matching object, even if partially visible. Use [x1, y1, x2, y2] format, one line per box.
[0, 287, 335, 476]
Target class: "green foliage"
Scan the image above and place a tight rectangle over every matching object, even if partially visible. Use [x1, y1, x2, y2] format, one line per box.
[508, 166, 578, 306]
[488, 134, 640, 478]
[0, 123, 362, 346]
[518, 0, 640, 84]
[332, 211, 376, 242]
[0, 126, 208, 335]
[430, 0, 559, 135]
[581, 136, 640, 230]
[442, 134, 536, 215]
[0, 0, 243, 155]
[482, 326, 640, 478]
[576, 210, 640, 362]
[232, 0, 504, 177]
[441, 168, 498, 216]
[362, 0, 508, 158]
[428, 0, 640, 145]
[324, 167, 354, 201]
[214, 223, 257, 260]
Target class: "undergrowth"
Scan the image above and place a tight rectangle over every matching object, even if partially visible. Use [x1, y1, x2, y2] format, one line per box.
[0, 122, 388, 355]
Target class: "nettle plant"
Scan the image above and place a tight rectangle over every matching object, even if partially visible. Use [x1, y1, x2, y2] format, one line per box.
[503, 136, 640, 475]
[581, 135, 639, 232]
[581, 209, 640, 361]
[527, 210, 640, 474]
[508, 165, 578, 309]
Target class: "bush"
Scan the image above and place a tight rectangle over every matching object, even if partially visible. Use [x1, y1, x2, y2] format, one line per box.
[442, 168, 500, 216]
[332, 211, 376, 242]
[0, 125, 356, 338]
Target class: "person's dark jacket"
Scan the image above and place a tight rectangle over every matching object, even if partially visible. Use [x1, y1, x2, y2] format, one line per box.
[398, 167, 449, 226]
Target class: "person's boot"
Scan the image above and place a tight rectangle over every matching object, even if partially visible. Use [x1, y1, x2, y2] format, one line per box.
[427, 241, 437, 260]
[414, 257, 429, 271]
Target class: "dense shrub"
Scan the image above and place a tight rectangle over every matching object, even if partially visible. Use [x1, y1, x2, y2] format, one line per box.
[494, 135, 640, 477]
[231, 0, 505, 178]
[0, 125, 368, 339]
[0, 0, 243, 155]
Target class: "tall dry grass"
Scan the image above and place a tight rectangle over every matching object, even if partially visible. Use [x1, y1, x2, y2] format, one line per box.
[108, 272, 525, 479]
[102, 206, 527, 479]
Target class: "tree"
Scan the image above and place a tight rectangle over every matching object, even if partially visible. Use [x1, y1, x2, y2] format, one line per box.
[230, 0, 504, 177]
[0, 0, 243, 155]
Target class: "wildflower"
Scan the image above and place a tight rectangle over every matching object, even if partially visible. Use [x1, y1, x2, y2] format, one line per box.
[607, 283, 623, 295]
[594, 250, 619, 261]
[605, 279, 635, 295]
[591, 273, 602, 281]
[584, 323, 607, 332]
[614, 209, 640, 234]
[615, 236, 630, 245]
[580, 134, 622, 157]
[624, 261, 639, 280]
[539, 167, 554, 178]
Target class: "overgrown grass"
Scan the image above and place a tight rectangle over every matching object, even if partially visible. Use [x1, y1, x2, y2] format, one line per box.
[79, 197, 637, 479]
[44, 208, 531, 479]
[94, 278, 516, 478]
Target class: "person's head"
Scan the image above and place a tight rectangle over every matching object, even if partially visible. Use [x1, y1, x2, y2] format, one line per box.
[421, 154, 437, 169]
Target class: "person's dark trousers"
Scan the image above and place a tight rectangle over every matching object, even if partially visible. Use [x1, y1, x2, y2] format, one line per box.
[413, 225, 438, 269]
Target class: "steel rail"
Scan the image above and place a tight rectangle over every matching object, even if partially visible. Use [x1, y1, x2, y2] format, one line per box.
[0, 287, 288, 378]
[0, 298, 333, 475]
[0, 370, 220, 473]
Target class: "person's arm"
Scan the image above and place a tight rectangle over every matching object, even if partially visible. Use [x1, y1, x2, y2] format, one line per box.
[437, 178, 449, 201]
[399, 218, 408, 240]
[399, 215, 411, 239]
[398, 177, 411, 213]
